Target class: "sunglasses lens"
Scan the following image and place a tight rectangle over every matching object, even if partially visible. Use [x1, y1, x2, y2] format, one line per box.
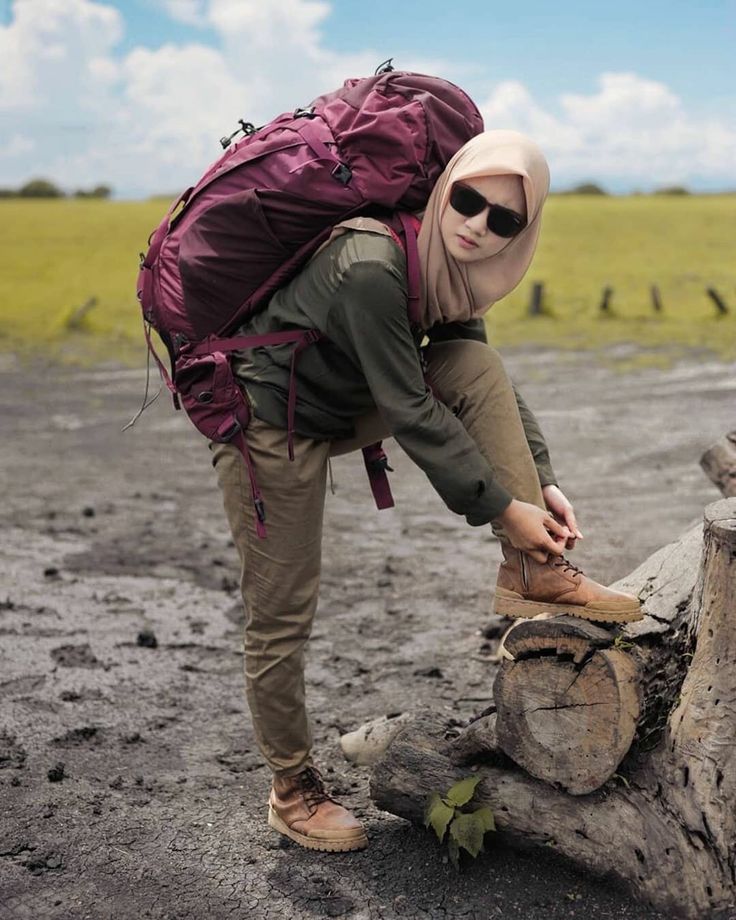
[487, 209, 523, 238]
[449, 184, 486, 217]
[450, 183, 526, 239]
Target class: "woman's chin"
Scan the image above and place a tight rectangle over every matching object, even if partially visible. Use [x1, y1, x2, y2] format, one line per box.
[449, 244, 484, 264]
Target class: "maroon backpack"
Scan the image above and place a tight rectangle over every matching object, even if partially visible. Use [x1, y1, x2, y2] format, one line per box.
[136, 63, 483, 535]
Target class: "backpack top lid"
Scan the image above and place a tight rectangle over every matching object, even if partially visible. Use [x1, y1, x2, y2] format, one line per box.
[311, 70, 485, 208]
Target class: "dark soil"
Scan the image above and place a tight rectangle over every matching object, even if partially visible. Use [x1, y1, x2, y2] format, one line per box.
[0, 344, 732, 920]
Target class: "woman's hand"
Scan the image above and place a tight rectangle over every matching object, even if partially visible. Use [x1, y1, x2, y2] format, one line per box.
[496, 499, 571, 564]
[541, 484, 583, 551]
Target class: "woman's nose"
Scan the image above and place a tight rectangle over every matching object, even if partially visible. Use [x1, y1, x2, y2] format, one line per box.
[464, 209, 488, 235]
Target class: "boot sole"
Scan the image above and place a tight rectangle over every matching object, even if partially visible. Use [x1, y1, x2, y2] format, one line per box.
[268, 805, 369, 852]
[493, 587, 644, 624]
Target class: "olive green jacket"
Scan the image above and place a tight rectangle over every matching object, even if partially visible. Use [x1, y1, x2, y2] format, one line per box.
[231, 230, 557, 525]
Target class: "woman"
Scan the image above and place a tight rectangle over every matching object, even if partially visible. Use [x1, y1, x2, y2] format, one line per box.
[210, 129, 642, 853]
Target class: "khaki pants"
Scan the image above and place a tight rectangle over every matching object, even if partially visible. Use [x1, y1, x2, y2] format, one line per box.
[210, 340, 545, 777]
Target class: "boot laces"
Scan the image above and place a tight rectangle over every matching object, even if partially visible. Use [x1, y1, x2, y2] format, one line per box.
[552, 555, 584, 577]
[296, 766, 336, 808]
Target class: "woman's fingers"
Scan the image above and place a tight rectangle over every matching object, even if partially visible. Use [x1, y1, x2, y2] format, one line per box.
[559, 505, 583, 540]
[567, 511, 583, 539]
[545, 515, 569, 539]
[543, 531, 566, 556]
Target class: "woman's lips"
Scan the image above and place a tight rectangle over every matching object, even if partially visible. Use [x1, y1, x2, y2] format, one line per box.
[457, 234, 479, 249]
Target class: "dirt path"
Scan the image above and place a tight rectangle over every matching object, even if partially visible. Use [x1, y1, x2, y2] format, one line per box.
[1, 344, 732, 920]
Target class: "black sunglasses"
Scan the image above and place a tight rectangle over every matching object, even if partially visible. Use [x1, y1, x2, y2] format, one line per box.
[449, 183, 527, 238]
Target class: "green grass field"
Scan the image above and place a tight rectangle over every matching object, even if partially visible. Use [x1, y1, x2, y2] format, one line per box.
[1, 195, 734, 367]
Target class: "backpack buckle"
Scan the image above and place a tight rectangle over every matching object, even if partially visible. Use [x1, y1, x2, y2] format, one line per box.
[294, 106, 316, 119]
[375, 58, 394, 75]
[331, 163, 353, 186]
[366, 455, 394, 474]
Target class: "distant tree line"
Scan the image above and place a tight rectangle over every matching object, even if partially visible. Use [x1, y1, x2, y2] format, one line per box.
[0, 178, 708, 199]
[556, 182, 691, 196]
[0, 178, 112, 199]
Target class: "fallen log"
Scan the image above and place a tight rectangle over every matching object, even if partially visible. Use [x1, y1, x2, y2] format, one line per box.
[370, 498, 736, 919]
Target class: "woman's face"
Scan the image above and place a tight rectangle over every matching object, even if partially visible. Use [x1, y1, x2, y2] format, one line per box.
[439, 173, 527, 263]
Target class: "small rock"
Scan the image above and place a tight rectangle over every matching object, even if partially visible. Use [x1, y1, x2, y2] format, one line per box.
[263, 837, 291, 850]
[413, 666, 443, 679]
[47, 763, 65, 783]
[59, 690, 82, 702]
[82, 506, 96, 518]
[136, 629, 158, 649]
[109, 775, 124, 790]
[325, 901, 352, 917]
[43, 567, 60, 579]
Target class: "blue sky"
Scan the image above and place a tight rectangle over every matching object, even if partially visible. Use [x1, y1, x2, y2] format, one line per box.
[1, 0, 734, 196]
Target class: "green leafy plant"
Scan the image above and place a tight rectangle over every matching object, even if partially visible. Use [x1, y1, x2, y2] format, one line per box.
[424, 774, 495, 869]
[613, 633, 635, 650]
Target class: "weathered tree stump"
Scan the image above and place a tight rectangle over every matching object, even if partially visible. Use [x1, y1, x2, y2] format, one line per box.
[701, 431, 736, 498]
[370, 499, 736, 919]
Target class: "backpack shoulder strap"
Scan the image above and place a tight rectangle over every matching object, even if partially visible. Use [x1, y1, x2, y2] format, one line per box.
[396, 212, 422, 326]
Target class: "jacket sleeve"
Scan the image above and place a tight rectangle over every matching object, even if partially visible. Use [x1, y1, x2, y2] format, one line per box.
[325, 260, 514, 525]
[428, 318, 559, 488]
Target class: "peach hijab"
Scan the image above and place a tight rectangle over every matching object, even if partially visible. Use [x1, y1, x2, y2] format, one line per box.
[416, 129, 550, 329]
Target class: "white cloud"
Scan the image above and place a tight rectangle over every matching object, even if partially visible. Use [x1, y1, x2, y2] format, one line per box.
[207, 0, 331, 46]
[0, 0, 733, 195]
[162, 0, 207, 26]
[0, 0, 123, 111]
[478, 72, 736, 190]
[0, 134, 35, 159]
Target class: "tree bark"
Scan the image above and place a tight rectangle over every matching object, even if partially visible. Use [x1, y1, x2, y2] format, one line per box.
[370, 498, 736, 919]
[701, 431, 736, 498]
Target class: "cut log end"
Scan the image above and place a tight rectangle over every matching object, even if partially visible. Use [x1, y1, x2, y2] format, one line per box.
[493, 616, 641, 794]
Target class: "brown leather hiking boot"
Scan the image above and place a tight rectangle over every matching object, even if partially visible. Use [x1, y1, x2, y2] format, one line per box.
[493, 544, 643, 624]
[268, 765, 368, 852]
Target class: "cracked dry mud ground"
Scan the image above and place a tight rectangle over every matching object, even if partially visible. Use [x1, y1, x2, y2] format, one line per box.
[1, 344, 733, 920]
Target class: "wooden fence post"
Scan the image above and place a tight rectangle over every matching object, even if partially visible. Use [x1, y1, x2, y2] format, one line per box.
[706, 288, 729, 315]
[528, 282, 544, 316]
